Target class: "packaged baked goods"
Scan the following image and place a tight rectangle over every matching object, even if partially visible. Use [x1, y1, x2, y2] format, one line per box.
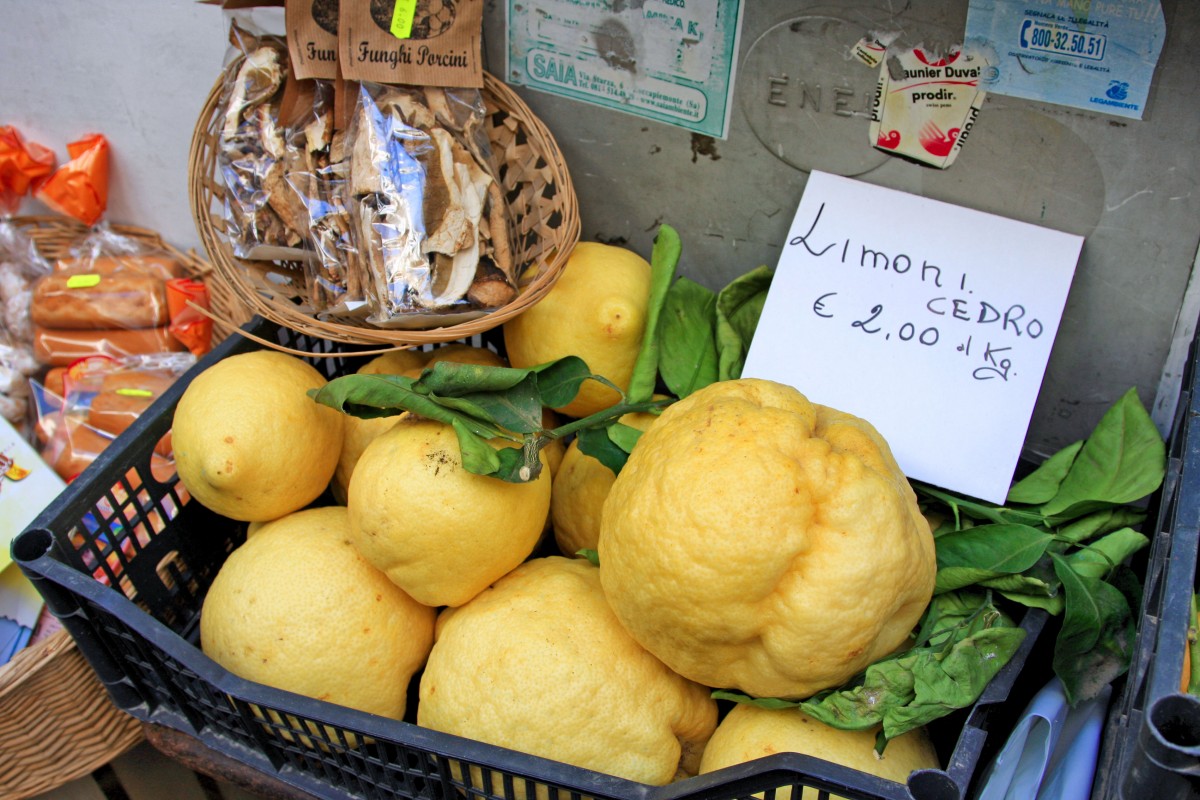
[344, 81, 517, 327]
[29, 224, 197, 365]
[0, 221, 51, 433]
[32, 325, 187, 366]
[31, 271, 170, 330]
[32, 352, 193, 480]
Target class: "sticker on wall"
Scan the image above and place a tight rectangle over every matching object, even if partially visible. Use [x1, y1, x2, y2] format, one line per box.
[506, 0, 745, 139]
[965, 0, 1166, 120]
[868, 42, 991, 170]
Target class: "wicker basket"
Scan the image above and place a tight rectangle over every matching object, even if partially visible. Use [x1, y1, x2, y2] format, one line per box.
[0, 215, 244, 799]
[189, 71, 580, 351]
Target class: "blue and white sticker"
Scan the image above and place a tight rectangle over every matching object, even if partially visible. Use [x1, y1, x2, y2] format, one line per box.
[965, 0, 1165, 120]
[506, 0, 744, 139]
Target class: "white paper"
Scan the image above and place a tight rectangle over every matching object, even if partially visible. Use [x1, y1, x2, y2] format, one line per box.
[742, 172, 1082, 503]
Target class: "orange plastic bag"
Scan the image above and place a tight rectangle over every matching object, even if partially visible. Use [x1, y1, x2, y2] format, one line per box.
[35, 134, 110, 226]
[0, 126, 56, 214]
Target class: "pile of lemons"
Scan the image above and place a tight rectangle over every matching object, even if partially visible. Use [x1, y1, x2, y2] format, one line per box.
[172, 241, 939, 795]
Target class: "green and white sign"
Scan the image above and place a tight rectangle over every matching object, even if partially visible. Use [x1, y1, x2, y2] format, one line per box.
[506, 0, 744, 139]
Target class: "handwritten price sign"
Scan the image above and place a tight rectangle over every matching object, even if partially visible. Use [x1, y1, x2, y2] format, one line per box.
[743, 171, 1082, 503]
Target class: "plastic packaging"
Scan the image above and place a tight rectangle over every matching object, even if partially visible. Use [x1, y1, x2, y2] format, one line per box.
[34, 134, 110, 226]
[0, 221, 51, 432]
[345, 82, 518, 327]
[0, 126, 55, 215]
[282, 78, 367, 319]
[32, 352, 191, 482]
[215, 16, 311, 261]
[29, 225, 190, 366]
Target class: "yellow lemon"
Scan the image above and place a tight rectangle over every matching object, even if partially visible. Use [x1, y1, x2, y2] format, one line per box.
[347, 416, 551, 607]
[331, 344, 507, 503]
[173, 350, 344, 522]
[358, 349, 429, 376]
[418, 556, 718, 788]
[200, 506, 435, 720]
[550, 409, 659, 556]
[699, 704, 940, 800]
[598, 378, 936, 699]
[424, 343, 508, 369]
[504, 242, 651, 418]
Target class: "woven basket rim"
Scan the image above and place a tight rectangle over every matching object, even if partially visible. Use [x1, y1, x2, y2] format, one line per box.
[190, 69, 580, 349]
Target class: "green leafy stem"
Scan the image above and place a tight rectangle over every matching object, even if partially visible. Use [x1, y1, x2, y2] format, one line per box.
[308, 223, 776, 482]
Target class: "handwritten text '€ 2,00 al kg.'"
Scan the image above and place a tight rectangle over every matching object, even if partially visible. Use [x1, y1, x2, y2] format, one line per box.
[789, 202, 1049, 383]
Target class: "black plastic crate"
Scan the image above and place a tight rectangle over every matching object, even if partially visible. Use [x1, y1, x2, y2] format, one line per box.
[1092, 333, 1200, 799]
[13, 316, 1049, 800]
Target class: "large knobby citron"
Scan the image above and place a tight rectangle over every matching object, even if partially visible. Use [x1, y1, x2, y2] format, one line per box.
[598, 378, 937, 699]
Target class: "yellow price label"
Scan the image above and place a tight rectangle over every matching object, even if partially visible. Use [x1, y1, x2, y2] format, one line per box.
[66, 274, 102, 289]
[116, 388, 155, 398]
[390, 0, 417, 39]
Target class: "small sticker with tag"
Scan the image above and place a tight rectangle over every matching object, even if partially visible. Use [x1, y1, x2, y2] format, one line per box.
[390, 0, 417, 39]
[66, 274, 102, 289]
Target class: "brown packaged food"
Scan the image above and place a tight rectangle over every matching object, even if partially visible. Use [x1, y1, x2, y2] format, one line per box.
[42, 366, 68, 397]
[38, 414, 172, 482]
[31, 271, 170, 330]
[87, 372, 176, 455]
[54, 254, 185, 281]
[33, 325, 186, 366]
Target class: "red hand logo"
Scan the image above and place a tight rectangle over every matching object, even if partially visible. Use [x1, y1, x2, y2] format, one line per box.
[918, 121, 960, 157]
[877, 130, 901, 149]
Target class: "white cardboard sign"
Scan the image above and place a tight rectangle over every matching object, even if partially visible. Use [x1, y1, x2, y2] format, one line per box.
[742, 171, 1083, 503]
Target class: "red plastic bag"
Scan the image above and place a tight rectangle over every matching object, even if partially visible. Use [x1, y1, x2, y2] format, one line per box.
[35, 134, 110, 226]
[0, 126, 56, 215]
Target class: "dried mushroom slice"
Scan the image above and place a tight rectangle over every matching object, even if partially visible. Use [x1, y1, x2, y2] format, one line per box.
[222, 46, 285, 140]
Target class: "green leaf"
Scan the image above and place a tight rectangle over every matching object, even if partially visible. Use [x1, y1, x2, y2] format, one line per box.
[418, 361, 531, 396]
[980, 574, 1058, 597]
[995, 591, 1065, 615]
[1065, 528, 1149, 580]
[451, 419, 503, 476]
[799, 654, 918, 732]
[1040, 388, 1166, 521]
[1050, 552, 1136, 705]
[576, 426, 629, 475]
[915, 483, 1047, 528]
[881, 626, 1026, 741]
[933, 524, 1055, 593]
[530, 356, 597, 410]
[1056, 508, 1147, 545]
[795, 592, 1022, 748]
[712, 690, 802, 711]
[715, 265, 773, 381]
[1007, 441, 1083, 504]
[658, 277, 719, 398]
[627, 225, 682, 403]
[606, 422, 645, 454]
[577, 549, 600, 567]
